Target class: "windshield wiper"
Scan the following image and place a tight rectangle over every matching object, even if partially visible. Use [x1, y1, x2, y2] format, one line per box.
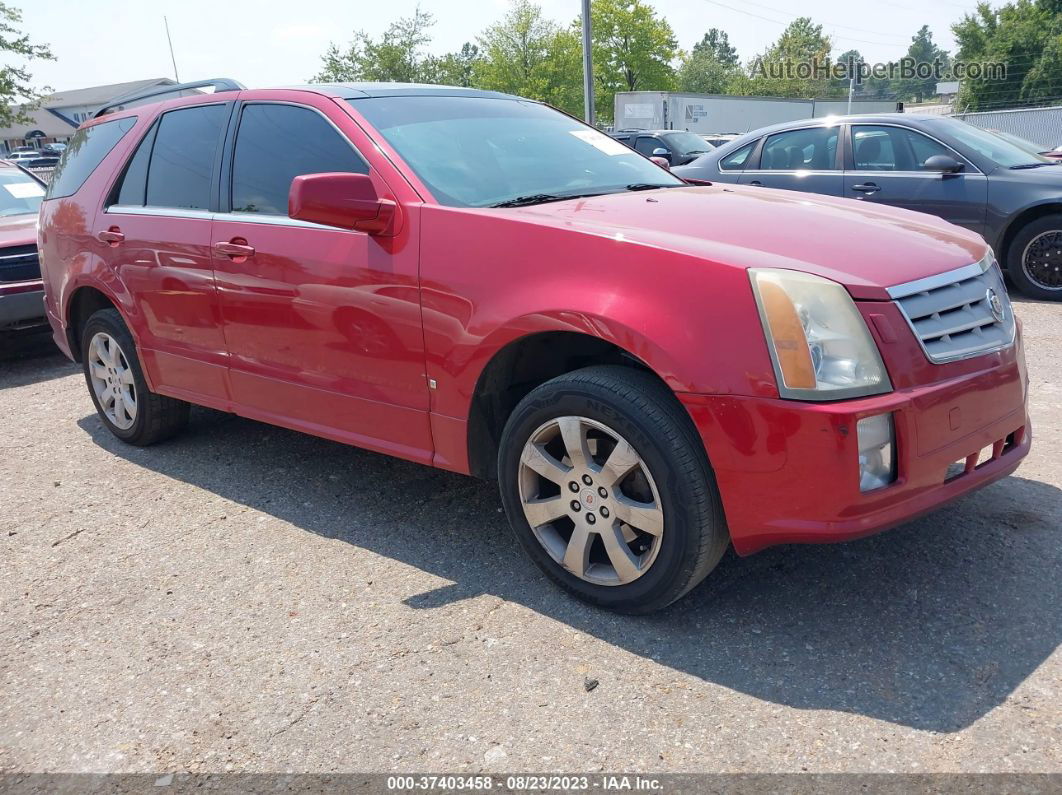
[624, 183, 687, 191]
[1010, 162, 1055, 169]
[489, 192, 606, 208]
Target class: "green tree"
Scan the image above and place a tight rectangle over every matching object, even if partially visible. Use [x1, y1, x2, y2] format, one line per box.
[0, 3, 54, 127]
[677, 28, 740, 94]
[589, 0, 678, 122]
[894, 25, 950, 102]
[423, 43, 482, 87]
[744, 17, 833, 98]
[953, 0, 1062, 111]
[474, 0, 581, 115]
[692, 28, 738, 67]
[313, 7, 435, 82]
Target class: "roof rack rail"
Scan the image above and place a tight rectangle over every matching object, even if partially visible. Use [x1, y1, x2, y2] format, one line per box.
[94, 78, 246, 118]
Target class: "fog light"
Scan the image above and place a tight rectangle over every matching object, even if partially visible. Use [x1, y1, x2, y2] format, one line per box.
[858, 413, 896, 492]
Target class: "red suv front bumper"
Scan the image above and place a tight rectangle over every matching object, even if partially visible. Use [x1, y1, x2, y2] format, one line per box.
[680, 339, 1030, 555]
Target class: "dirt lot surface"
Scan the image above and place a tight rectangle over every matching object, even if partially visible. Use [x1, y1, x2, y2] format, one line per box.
[1, 299, 1059, 775]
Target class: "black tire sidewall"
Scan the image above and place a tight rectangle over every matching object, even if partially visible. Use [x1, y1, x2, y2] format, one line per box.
[1007, 215, 1062, 301]
[81, 309, 153, 443]
[498, 371, 721, 612]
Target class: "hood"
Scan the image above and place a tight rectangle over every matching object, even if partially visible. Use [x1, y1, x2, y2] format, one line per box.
[0, 214, 38, 248]
[496, 185, 987, 300]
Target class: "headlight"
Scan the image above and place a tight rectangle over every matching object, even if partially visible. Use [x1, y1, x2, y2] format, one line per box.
[750, 268, 891, 400]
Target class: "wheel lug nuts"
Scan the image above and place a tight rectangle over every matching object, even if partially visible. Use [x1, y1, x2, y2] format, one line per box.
[598, 487, 607, 498]
[568, 481, 579, 493]
[570, 500, 581, 512]
[582, 474, 593, 485]
[600, 507, 609, 518]
[586, 513, 596, 524]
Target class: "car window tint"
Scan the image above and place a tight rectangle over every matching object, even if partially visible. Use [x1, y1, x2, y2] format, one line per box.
[906, 130, 952, 168]
[634, 136, 661, 156]
[112, 125, 156, 206]
[761, 127, 839, 171]
[45, 116, 136, 200]
[231, 104, 369, 215]
[719, 143, 754, 170]
[145, 104, 227, 210]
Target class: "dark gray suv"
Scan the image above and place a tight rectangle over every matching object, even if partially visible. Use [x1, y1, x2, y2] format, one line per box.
[674, 115, 1062, 300]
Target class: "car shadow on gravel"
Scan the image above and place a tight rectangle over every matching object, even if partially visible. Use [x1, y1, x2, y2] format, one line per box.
[79, 407, 1061, 733]
[0, 327, 74, 388]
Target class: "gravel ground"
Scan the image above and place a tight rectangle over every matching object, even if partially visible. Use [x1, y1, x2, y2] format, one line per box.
[0, 299, 1059, 775]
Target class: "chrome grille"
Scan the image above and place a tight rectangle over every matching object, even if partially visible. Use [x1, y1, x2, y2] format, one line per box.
[0, 244, 40, 283]
[888, 256, 1015, 363]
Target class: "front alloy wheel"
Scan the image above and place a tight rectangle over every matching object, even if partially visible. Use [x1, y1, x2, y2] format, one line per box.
[498, 365, 730, 613]
[518, 416, 664, 586]
[1022, 230, 1062, 292]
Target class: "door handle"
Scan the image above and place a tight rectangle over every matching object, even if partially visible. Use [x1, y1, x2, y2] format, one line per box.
[96, 228, 124, 246]
[748, 180, 763, 186]
[214, 239, 255, 259]
[851, 183, 880, 194]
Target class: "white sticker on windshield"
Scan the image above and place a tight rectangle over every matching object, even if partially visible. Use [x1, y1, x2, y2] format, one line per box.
[569, 129, 632, 156]
[4, 182, 45, 198]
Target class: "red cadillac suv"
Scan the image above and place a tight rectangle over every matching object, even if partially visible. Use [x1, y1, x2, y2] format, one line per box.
[38, 81, 1030, 612]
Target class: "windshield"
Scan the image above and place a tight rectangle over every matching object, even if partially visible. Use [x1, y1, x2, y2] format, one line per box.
[664, 131, 714, 155]
[0, 169, 45, 217]
[350, 96, 683, 207]
[933, 119, 1053, 167]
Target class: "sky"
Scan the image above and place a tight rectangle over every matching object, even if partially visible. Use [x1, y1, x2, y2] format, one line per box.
[14, 0, 985, 94]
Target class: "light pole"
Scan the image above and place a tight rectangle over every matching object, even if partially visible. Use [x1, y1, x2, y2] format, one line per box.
[581, 0, 595, 126]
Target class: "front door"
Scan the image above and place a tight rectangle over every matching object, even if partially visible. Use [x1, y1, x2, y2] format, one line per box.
[844, 124, 988, 234]
[211, 99, 432, 461]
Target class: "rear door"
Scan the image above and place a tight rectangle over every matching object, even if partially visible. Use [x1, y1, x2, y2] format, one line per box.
[738, 125, 843, 196]
[210, 95, 432, 459]
[843, 124, 988, 233]
[99, 102, 231, 403]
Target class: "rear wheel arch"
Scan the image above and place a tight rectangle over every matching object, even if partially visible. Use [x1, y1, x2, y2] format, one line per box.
[65, 286, 139, 364]
[466, 330, 684, 480]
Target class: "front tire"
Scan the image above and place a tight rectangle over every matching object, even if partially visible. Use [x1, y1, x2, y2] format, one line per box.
[497, 366, 729, 613]
[81, 308, 189, 445]
[1007, 214, 1062, 300]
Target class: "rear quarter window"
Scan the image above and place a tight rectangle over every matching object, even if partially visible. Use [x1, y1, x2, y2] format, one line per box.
[45, 116, 137, 200]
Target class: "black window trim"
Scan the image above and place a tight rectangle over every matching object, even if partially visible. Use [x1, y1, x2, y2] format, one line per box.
[104, 100, 234, 216]
[219, 99, 371, 218]
[843, 122, 982, 175]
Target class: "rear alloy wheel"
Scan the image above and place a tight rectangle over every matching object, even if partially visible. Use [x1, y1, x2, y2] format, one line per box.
[81, 308, 189, 445]
[498, 365, 729, 613]
[1008, 214, 1062, 300]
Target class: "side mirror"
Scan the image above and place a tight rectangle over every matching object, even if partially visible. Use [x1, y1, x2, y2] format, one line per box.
[650, 156, 670, 170]
[651, 147, 672, 163]
[923, 154, 963, 174]
[288, 172, 397, 235]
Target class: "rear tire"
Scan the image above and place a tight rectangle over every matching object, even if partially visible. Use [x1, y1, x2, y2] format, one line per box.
[497, 365, 729, 614]
[81, 308, 189, 445]
[1006, 214, 1062, 300]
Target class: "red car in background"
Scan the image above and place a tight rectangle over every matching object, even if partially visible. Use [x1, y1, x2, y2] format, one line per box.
[0, 161, 47, 331]
[38, 81, 1030, 612]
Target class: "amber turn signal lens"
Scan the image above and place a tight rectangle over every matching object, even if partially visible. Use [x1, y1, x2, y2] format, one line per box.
[756, 279, 816, 389]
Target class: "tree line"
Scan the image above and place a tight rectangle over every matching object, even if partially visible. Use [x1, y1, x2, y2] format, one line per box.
[314, 0, 1062, 119]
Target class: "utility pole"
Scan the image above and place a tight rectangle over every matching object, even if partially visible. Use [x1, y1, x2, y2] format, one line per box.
[847, 76, 854, 115]
[164, 16, 180, 83]
[581, 0, 595, 126]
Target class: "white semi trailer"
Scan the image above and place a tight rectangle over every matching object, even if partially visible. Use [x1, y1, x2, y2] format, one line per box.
[613, 92, 903, 134]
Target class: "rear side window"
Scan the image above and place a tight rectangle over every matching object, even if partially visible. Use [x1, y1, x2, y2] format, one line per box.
[145, 105, 227, 210]
[634, 136, 662, 156]
[229, 103, 368, 215]
[719, 142, 754, 170]
[45, 116, 136, 199]
[761, 127, 838, 171]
